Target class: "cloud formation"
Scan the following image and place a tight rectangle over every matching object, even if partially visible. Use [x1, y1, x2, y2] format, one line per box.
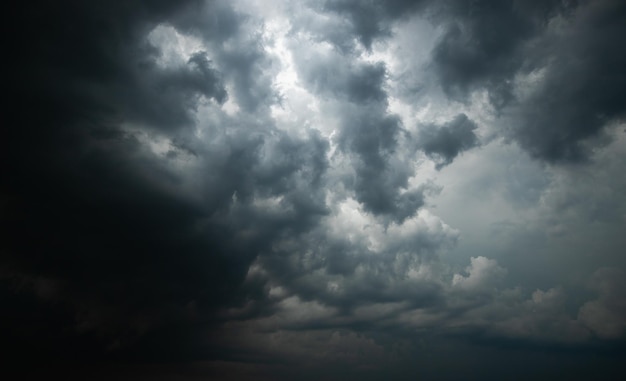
[2, 0, 625, 379]
[417, 113, 480, 169]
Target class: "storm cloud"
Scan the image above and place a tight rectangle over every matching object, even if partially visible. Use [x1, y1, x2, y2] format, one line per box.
[2, 0, 626, 379]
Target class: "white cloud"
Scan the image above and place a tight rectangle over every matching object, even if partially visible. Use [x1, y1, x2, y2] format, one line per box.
[452, 256, 507, 291]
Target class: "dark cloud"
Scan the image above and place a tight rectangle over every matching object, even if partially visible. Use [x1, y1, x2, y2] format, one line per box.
[318, 0, 626, 164]
[3, 0, 626, 379]
[289, 39, 425, 221]
[299, 57, 387, 104]
[578, 268, 626, 340]
[2, 0, 327, 366]
[8, 0, 228, 134]
[336, 102, 427, 222]
[507, 0, 626, 163]
[113, 49, 227, 129]
[429, 0, 562, 102]
[172, 1, 279, 113]
[323, 0, 427, 49]
[417, 113, 480, 169]
[425, 0, 626, 163]
[340, 108, 413, 218]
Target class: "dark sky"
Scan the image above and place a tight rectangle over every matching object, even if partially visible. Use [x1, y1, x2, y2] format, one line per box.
[2, 0, 626, 379]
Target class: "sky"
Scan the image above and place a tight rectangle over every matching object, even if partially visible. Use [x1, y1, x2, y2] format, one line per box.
[2, 0, 626, 379]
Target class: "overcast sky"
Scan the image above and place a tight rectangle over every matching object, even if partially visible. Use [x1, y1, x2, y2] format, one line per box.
[3, 0, 626, 379]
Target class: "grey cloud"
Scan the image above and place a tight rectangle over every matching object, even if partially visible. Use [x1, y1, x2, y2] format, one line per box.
[429, 0, 561, 102]
[300, 57, 387, 104]
[217, 41, 277, 113]
[4, 0, 626, 378]
[426, 0, 626, 163]
[213, 256, 626, 381]
[445, 287, 593, 349]
[2, 0, 328, 365]
[319, 0, 626, 166]
[578, 268, 626, 339]
[506, 0, 626, 163]
[8, 0, 227, 134]
[343, 109, 423, 222]
[247, 248, 624, 353]
[252, 206, 458, 316]
[442, 277, 622, 351]
[186, 51, 228, 102]
[451, 256, 507, 292]
[417, 113, 480, 169]
[319, 0, 625, 165]
[118, 50, 227, 129]
[236, 1, 626, 377]
[291, 40, 423, 222]
[323, 0, 427, 49]
[171, 0, 242, 42]
[171, 0, 278, 113]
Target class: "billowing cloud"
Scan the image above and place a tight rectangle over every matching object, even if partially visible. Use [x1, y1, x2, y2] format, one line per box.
[322, 0, 428, 50]
[417, 113, 480, 169]
[2, 0, 625, 379]
[505, 0, 626, 162]
[426, 0, 626, 163]
[452, 256, 506, 291]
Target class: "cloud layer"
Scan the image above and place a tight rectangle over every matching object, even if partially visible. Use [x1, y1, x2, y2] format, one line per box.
[3, 0, 625, 379]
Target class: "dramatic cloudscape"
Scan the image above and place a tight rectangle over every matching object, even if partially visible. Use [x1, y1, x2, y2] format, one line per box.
[3, 0, 626, 379]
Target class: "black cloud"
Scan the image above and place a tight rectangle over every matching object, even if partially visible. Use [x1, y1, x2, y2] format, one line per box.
[3, 0, 626, 379]
[2, 0, 327, 366]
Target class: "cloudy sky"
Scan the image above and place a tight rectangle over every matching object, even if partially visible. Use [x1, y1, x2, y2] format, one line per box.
[3, 0, 626, 379]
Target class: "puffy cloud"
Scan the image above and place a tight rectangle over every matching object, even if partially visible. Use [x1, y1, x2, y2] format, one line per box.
[252, 204, 458, 313]
[416, 113, 480, 169]
[322, 0, 428, 50]
[452, 256, 506, 291]
[2, 0, 327, 363]
[427, 0, 626, 163]
[429, 0, 566, 102]
[3, 0, 626, 379]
